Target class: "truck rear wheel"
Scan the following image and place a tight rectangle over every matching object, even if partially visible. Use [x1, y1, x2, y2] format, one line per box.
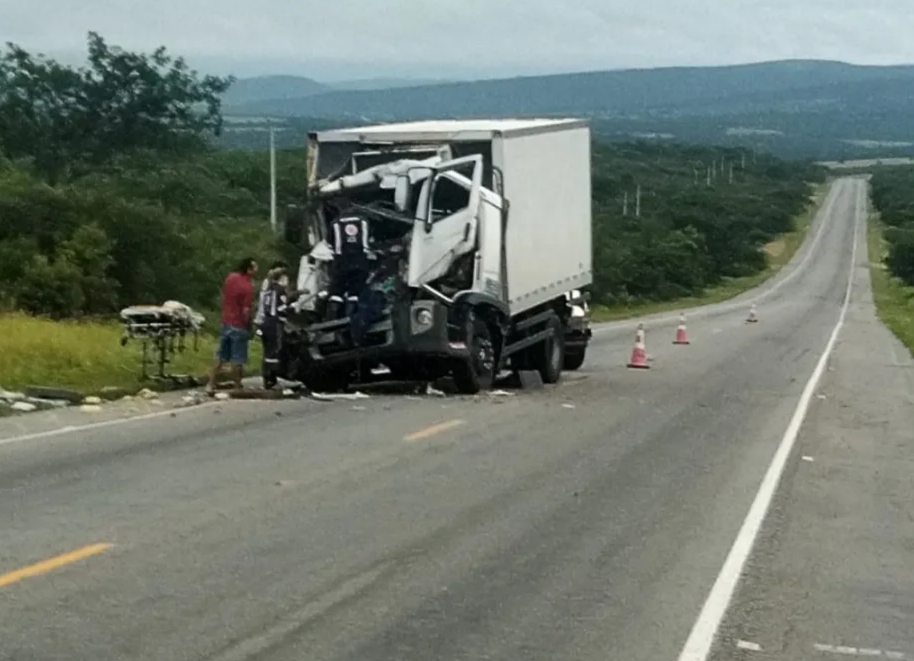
[453, 317, 496, 394]
[563, 348, 586, 371]
[534, 315, 564, 384]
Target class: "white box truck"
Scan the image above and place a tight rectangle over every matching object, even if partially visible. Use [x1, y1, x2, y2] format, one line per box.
[280, 118, 593, 393]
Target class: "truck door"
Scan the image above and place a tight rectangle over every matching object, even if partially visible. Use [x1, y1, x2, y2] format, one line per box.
[407, 154, 482, 287]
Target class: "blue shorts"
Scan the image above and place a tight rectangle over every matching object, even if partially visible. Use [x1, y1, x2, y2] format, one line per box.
[215, 324, 250, 364]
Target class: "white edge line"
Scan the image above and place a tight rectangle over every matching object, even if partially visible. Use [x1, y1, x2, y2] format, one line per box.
[592, 178, 844, 333]
[0, 401, 224, 447]
[676, 180, 863, 661]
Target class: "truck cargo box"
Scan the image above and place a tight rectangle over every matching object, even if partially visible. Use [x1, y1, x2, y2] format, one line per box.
[309, 119, 593, 316]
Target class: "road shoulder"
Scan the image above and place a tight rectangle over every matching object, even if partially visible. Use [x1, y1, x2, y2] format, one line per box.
[710, 215, 914, 659]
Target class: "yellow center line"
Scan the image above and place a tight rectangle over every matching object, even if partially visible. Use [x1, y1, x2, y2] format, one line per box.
[0, 543, 112, 589]
[404, 419, 466, 442]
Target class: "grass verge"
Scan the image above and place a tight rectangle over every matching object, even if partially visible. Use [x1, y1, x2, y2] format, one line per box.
[0, 312, 263, 396]
[866, 215, 914, 356]
[590, 182, 830, 322]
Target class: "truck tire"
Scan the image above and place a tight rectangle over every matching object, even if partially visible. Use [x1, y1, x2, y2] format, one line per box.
[563, 348, 586, 371]
[453, 316, 496, 394]
[534, 315, 564, 384]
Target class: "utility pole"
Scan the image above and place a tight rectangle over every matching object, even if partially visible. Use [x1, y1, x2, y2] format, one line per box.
[269, 126, 277, 233]
[635, 184, 641, 218]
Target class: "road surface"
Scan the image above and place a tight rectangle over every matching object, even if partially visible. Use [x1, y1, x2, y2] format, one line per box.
[1, 176, 910, 661]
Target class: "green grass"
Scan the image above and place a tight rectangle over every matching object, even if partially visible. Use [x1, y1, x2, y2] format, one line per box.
[866, 215, 914, 356]
[0, 312, 262, 396]
[591, 182, 830, 322]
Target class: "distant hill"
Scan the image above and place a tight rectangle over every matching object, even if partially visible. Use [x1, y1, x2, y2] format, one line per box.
[327, 77, 456, 91]
[221, 75, 329, 105]
[218, 60, 914, 161]
[221, 75, 456, 105]
[224, 60, 914, 119]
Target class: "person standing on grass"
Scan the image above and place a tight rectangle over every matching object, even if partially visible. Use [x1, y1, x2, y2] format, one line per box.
[206, 257, 258, 396]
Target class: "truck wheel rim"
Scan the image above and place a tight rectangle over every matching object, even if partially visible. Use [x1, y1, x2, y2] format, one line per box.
[476, 337, 494, 376]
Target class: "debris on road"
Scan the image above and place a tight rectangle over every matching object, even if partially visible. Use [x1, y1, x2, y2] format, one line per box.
[425, 384, 446, 397]
[310, 391, 370, 401]
[489, 390, 514, 397]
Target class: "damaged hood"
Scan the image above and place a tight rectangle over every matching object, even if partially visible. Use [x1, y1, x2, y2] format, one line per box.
[319, 154, 444, 195]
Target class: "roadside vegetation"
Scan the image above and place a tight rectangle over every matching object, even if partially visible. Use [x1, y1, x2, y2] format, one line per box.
[866, 168, 914, 356]
[0, 33, 825, 394]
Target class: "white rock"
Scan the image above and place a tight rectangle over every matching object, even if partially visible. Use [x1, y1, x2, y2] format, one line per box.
[11, 401, 37, 412]
[0, 389, 26, 401]
[83, 396, 102, 405]
[137, 388, 159, 400]
[79, 404, 102, 413]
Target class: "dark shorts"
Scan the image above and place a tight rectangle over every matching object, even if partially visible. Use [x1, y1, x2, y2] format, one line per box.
[216, 324, 250, 364]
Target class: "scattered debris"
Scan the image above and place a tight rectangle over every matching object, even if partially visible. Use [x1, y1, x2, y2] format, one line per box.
[310, 391, 370, 401]
[816, 394, 827, 400]
[83, 396, 102, 405]
[425, 384, 446, 397]
[802, 455, 814, 462]
[137, 388, 159, 400]
[79, 404, 102, 413]
[488, 390, 514, 397]
[562, 403, 576, 409]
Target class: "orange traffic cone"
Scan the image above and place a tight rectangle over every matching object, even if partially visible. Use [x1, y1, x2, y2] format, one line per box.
[673, 314, 690, 345]
[628, 325, 650, 369]
[746, 304, 759, 323]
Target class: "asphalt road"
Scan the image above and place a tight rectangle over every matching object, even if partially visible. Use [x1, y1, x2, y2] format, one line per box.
[1, 176, 907, 661]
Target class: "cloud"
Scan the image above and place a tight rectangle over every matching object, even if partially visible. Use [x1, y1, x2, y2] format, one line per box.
[3, 0, 913, 80]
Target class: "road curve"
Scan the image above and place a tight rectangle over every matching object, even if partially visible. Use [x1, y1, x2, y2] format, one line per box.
[0, 177, 879, 661]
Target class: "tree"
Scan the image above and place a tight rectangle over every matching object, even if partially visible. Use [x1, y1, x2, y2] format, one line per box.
[0, 32, 234, 181]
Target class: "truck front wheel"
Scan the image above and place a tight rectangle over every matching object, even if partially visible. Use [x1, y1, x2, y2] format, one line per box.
[452, 316, 496, 394]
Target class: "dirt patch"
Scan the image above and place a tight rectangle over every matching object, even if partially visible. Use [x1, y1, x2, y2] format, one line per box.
[763, 239, 785, 258]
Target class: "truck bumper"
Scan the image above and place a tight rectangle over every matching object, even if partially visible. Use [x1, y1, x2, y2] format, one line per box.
[295, 300, 469, 369]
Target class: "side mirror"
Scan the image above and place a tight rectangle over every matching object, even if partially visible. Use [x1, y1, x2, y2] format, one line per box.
[284, 204, 305, 246]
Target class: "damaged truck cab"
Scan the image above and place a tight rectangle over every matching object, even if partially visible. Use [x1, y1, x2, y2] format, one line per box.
[280, 119, 593, 394]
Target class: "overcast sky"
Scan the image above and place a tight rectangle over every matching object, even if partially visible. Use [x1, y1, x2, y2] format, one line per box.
[3, 0, 913, 82]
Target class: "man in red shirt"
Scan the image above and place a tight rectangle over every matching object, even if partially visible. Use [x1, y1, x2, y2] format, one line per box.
[206, 257, 258, 395]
